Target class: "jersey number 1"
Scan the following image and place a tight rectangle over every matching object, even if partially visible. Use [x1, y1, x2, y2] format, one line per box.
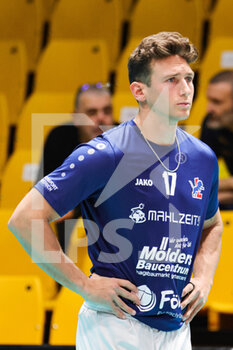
[162, 171, 177, 196]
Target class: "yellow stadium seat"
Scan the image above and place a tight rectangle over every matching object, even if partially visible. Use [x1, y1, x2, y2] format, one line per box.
[0, 94, 9, 179]
[67, 218, 92, 275]
[0, 41, 27, 124]
[41, 0, 57, 21]
[49, 286, 84, 345]
[198, 37, 233, 96]
[184, 37, 233, 133]
[202, 0, 217, 18]
[0, 150, 39, 209]
[15, 92, 75, 153]
[129, 0, 205, 57]
[206, 211, 233, 331]
[0, 275, 45, 345]
[35, 39, 109, 93]
[113, 91, 139, 123]
[115, 37, 143, 93]
[120, 0, 135, 19]
[0, 209, 57, 301]
[49, 218, 92, 344]
[218, 158, 231, 180]
[209, 0, 233, 40]
[50, 0, 123, 68]
[0, 0, 45, 71]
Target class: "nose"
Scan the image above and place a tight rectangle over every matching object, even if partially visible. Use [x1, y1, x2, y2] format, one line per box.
[93, 110, 107, 125]
[206, 101, 215, 115]
[180, 79, 192, 97]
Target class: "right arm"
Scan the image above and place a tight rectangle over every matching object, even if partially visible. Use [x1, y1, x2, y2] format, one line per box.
[8, 188, 140, 318]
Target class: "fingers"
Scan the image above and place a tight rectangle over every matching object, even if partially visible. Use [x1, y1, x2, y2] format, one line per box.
[108, 279, 139, 318]
[183, 302, 203, 324]
[118, 279, 138, 294]
[87, 275, 140, 319]
[116, 285, 140, 306]
[181, 282, 195, 302]
[112, 295, 136, 318]
[182, 286, 206, 324]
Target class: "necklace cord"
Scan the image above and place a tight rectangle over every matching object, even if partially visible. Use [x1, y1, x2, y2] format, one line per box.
[140, 131, 181, 173]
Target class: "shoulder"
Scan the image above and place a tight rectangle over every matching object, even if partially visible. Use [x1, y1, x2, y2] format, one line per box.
[66, 134, 116, 169]
[177, 127, 217, 161]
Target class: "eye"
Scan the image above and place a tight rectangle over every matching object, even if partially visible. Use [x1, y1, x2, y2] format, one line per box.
[168, 77, 175, 83]
[86, 109, 97, 117]
[186, 76, 193, 83]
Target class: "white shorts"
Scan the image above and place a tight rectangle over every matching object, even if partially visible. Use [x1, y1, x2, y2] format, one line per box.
[76, 302, 192, 350]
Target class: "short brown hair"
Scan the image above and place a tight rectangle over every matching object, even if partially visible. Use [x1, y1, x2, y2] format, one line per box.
[209, 70, 233, 87]
[128, 32, 198, 86]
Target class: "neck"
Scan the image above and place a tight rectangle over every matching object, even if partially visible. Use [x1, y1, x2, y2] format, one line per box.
[134, 108, 178, 145]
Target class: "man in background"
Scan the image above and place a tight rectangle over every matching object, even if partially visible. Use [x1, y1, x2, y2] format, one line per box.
[37, 83, 114, 180]
[201, 70, 233, 208]
[37, 83, 114, 248]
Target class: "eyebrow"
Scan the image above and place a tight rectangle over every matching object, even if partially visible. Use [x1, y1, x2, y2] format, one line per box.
[163, 72, 195, 79]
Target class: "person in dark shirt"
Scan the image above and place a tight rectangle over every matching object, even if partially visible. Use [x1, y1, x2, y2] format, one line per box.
[37, 83, 115, 247]
[200, 70, 233, 209]
[37, 83, 114, 180]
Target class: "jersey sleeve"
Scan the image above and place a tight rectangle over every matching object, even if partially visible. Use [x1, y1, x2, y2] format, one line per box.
[34, 138, 115, 216]
[205, 154, 219, 220]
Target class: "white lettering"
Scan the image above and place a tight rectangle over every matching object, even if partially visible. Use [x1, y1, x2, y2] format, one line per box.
[159, 290, 174, 309]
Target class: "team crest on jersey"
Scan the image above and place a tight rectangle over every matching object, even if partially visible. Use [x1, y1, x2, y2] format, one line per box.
[129, 203, 146, 223]
[189, 177, 205, 199]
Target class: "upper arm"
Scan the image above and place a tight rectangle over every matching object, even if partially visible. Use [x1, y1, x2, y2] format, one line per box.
[8, 188, 60, 229]
[203, 208, 222, 230]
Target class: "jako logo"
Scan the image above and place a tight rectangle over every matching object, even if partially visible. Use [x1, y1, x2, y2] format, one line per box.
[137, 285, 156, 312]
[135, 178, 153, 186]
[189, 177, 205, 199]
[129, 203, 146, 223]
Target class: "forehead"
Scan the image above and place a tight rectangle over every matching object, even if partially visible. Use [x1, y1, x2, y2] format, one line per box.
[78, 90, 112, 109]
[150, 55, 194, 77]
[207, 82, 233, 99]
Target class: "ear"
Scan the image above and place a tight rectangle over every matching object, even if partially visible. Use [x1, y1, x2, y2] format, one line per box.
[130, 82, 146, 102]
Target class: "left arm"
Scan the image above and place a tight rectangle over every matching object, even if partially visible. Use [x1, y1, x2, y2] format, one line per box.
[218, 177, 233, 204]
[181, 208, 223, 323]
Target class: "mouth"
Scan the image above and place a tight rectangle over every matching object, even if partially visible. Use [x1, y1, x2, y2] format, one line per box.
[177, 102, 191, 106]
[177, 102, 191, 110]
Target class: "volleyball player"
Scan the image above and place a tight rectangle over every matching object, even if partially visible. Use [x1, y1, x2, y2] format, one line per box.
[9, 32, 223, 349]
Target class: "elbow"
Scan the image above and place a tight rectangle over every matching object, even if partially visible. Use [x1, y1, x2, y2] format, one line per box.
[8, 211, 21, 235]
[8, 208, 29, 238]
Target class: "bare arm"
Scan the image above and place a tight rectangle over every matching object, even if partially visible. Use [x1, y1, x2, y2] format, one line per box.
[181, 208, 223, 323]
[218, 178, 233, 204]
[8, 188, 140, 318]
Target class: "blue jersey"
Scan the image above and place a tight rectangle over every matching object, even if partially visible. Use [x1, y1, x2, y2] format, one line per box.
[35, 119, 219, 331]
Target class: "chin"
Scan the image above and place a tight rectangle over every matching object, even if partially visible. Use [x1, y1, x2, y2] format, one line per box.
[170, 113, 190, 123]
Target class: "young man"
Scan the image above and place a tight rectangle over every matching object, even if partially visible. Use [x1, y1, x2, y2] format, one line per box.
[9, 32, 223, 349]
[201, 71, 233, 208]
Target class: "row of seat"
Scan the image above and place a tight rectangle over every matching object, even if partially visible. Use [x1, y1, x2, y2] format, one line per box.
[185, 36, 233, 134]
[0, 31, 232, 126]
[0, 37, 232, 187]
[1, 211, 233, 345]
[0, 0, 231, 125]
[0, 211, 91, 345]
[0, 90, 138, 196]
[0, 0, 57, 71]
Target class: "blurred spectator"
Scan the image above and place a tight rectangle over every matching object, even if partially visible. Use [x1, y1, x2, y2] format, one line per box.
[37, 83, 114, 180]
[200, 70, 233, 209]
[37, 83, 115, 248]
